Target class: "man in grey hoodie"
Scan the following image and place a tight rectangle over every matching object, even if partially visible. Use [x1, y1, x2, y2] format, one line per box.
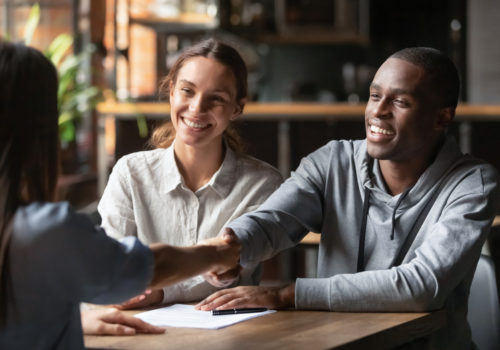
[197, 47, 500, 349]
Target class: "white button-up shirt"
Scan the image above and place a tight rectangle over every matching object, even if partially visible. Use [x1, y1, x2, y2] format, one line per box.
[98, 142, 282, 303]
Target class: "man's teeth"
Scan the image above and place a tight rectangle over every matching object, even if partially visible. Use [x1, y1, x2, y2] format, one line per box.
[370, 125, 394, 135]
[184, 119, 208, 129]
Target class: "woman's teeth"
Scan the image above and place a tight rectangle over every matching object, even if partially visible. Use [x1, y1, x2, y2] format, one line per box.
[184, 118, 208, 129]
[370, 125, 394, 135]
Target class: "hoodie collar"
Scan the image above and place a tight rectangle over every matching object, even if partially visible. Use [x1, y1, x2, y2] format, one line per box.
[359, 136, 463, 207]
[160, 139, 237, 197]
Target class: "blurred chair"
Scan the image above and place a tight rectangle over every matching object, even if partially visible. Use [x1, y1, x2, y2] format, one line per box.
[488, 224, 500, 300]
[468, 254, 500, 350]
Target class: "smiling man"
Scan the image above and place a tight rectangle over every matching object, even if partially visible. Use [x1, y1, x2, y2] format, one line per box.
[196, 47, 500, 349]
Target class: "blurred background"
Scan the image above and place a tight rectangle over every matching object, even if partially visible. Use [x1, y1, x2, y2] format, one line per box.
[2, 0, 500, 281]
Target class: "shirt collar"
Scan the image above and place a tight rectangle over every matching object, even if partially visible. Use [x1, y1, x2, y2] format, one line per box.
[160, 141, 183, 194]
[208, 141, 238, 198]
[160, 139, 238, 197]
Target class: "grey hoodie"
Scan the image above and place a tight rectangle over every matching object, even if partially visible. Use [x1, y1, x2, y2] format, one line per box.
[229, 137, 500, 349]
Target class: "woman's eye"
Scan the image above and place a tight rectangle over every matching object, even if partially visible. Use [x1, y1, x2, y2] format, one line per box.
[180, 87, 192, 94]
[212, 96, 227, 103]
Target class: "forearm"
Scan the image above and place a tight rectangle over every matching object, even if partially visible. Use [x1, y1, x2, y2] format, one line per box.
[279, 283, 296, 308]
[230, 161, 326, 266]
[295, 251, 473, 312]
[149, 245, 217, 289]
[149, 239, 240, 290]
[295, 268, 436, 312]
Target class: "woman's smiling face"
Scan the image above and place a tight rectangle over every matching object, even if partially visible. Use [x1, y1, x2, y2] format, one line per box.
[169, 56, 242, 150]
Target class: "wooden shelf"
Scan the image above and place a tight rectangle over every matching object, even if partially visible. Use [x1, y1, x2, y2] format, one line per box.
[97, 101, 500, 121]
[130, 13, 217, 32]
[254, 32, 369, 46]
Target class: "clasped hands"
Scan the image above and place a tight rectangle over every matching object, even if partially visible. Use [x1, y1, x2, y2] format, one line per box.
[115, 228, 242, 310]
[200, 228, 242, 288]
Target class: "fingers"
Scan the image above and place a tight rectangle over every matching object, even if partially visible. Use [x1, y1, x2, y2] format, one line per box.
[116, 294, 147, 310]
[203, 271, 233, 288]
[118, 289, 163, 310]
[221, 228, 239, 244]
[195, 287, 248, 311]
[82, 308, 166, 335]
[94, 321, 138, 335]
[204, 265, 241, 288]
[108, 313, 165, 334]
[196, 285, 287, 311]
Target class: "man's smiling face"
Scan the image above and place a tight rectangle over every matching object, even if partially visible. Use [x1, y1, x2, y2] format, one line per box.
[365, 57, 444, 163]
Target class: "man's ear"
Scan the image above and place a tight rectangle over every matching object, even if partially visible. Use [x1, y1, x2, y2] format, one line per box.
[436, 107, 454, 131]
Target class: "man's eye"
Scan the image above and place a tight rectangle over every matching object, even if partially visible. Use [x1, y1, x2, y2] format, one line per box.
[369, 93, 380, 100]
[394, 99, 408, 107]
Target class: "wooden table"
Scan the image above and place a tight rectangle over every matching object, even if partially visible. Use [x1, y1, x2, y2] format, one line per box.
[84, 308, 446, 350]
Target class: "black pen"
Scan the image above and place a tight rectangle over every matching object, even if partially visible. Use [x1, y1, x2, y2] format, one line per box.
[212, 308, 268, 316]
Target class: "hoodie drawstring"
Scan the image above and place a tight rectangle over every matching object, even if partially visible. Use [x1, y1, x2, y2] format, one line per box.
[390, 187, 412, 240]
[357, 186, 412, 272]
[357, 187, 371, 272]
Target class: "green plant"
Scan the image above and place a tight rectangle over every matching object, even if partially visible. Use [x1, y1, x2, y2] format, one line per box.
[23, 3, 101, 146]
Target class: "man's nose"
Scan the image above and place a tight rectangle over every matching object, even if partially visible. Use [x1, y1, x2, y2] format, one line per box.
[371, 98, 391, 118]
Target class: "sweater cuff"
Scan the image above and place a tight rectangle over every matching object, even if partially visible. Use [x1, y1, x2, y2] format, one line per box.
[295, 278, 331, 310]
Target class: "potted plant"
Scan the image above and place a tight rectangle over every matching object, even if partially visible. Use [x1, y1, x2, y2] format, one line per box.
[21, 3, 102, 172]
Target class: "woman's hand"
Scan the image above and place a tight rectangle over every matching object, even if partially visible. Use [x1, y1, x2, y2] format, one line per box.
[81, 308, 165, 335]
[115, 289, 164, 310]
[148, 228, 241, 289]
[203, 265, 242, 288]
[195, 283, 296, 311]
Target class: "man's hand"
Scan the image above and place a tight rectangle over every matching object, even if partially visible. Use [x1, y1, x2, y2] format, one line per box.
[115, 289, 164, 310]
[195, 283, 296, 311]
[81, 308, 165, 335]
[199, 228, 241, 274]
[200, 228, 242, 287]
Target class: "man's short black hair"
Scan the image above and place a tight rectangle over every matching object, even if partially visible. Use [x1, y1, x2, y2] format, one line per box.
[391, 47, 460, 109]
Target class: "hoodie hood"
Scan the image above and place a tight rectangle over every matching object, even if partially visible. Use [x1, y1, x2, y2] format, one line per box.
[354, 136, 467, 271]
[358, 136, 463, 208]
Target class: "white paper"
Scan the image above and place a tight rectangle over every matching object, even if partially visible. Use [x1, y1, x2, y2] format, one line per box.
[134, 304, 275, 330]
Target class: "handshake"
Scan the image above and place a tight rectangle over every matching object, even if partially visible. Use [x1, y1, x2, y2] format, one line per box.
[114, 228, 242, 310]
[199, 228, 243, 288]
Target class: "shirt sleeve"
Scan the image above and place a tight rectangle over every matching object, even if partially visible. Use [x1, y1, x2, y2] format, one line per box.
[98, 157, 137, 240]
[229, 147, 329, 267]
[12, 203, 154, 305]
[295, 165, 500, 311]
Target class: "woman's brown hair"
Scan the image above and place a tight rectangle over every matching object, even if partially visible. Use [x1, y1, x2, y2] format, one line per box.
[149, 38, 247, 153]
[0, 41, 60, 324]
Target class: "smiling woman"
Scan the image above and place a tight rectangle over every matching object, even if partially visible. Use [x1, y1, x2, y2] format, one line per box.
[151, 39, 248, 156]
[92, 38, 283, 333]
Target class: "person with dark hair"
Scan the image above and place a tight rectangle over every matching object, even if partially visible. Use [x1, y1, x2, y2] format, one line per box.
[97, 38, 282, 310]
[196, 47, 500, 349]
[0, 40, 240, 349]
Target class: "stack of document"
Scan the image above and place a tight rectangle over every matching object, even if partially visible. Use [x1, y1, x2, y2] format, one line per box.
[134, 304, 275, 330]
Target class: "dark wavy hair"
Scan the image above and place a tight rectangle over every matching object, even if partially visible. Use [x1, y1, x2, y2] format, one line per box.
[149, 38, 247, 153]
[0, 40, 60, 325]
